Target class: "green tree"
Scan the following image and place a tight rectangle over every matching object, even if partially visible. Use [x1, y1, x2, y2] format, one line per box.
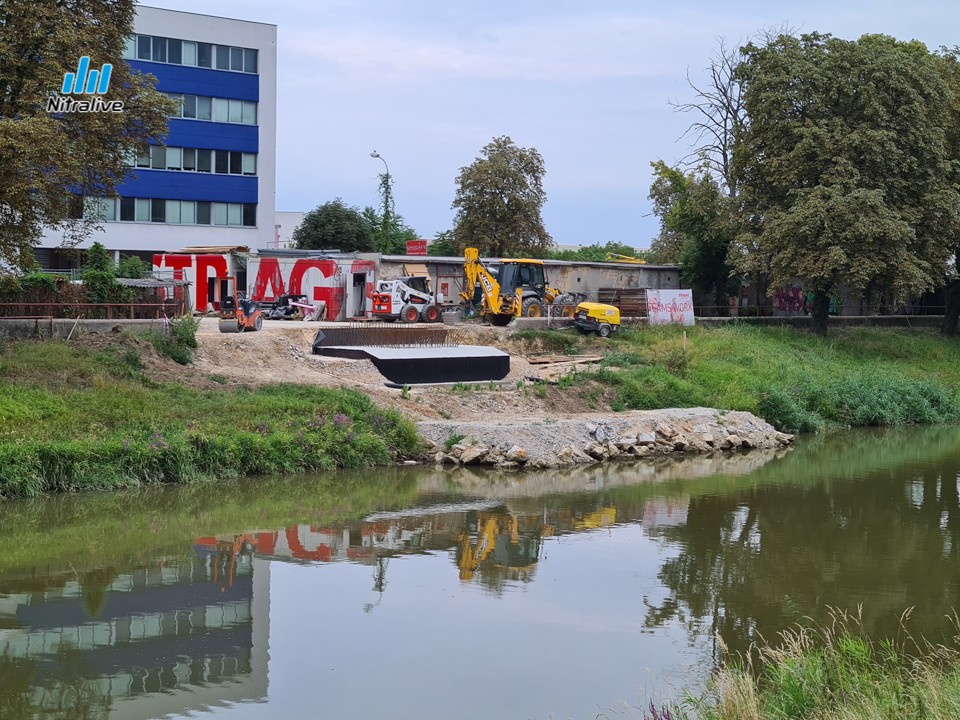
[0, 0, 177, 271]
[117, 254, 147, 279]
[82, 241, 113, 272]
[649, 161, 737, 314]
[451, 135, 554, 258]
[936, 48, 960, 336]
[427, 230, 456, 257]
[732, 33, 960, 335]
[546, 241, 652, 262]
[293, 199, 375, 253]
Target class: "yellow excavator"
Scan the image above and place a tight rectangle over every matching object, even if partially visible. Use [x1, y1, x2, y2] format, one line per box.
[461, 247, 577, 325]
[456, 511, 541, 581]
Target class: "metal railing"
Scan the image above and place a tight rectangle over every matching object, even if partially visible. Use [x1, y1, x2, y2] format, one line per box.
[0, 302, 186, 320]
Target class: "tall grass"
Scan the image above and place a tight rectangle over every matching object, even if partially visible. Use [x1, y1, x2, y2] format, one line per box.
[0, 339, 420, 498]
[579, 325, 960, 433]
[685, 608, 960, 720]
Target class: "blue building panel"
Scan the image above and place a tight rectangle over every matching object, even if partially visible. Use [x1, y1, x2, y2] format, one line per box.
[129, 60, 259, 101]
[165, 119, 258, 153]
[117, 171, 258, 203]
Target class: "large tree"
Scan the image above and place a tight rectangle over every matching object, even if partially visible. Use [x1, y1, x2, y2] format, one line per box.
[732, 33, 960, 335]
[451, 135, 554, 258]
[0, 0, 175, 271]
[293, 199, 375, 252]
[936, 48, 960, 336]
[649, 161, 737, 314]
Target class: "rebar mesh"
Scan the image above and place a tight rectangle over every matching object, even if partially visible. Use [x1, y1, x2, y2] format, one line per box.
[312, 323, 465, 348]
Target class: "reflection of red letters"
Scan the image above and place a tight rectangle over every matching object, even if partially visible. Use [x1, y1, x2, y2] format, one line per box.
[253, 257, 286, 302]
[195, 255, 228, 312]
[285, 526, 333, 562]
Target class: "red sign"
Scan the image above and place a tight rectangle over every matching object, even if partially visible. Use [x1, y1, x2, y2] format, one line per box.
[406, 240, 428, 256]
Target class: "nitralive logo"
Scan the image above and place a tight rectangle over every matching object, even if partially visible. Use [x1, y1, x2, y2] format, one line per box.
[46, 56, 124, 113]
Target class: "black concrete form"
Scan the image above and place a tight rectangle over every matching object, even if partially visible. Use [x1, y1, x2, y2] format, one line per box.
[314, 345, 510, 384]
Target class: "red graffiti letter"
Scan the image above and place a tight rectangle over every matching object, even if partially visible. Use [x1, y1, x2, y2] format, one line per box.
[195, 255, 229, 312]
[253, 257, 286, 302]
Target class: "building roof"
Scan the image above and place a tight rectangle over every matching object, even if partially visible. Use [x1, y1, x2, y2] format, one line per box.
[168, 245, 251, 254]
[380, 254, 679, 270]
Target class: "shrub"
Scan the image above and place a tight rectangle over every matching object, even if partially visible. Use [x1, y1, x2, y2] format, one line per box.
[757, 386, 822, 434]
[117, 255, 148, 279]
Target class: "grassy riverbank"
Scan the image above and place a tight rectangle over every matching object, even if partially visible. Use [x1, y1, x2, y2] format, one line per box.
[550, 325, 960, 433]
[674, 612, 960, 720]
[0, 338, 419, 498]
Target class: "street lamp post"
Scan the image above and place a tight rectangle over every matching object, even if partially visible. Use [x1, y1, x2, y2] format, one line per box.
[370, 150, 392, 252]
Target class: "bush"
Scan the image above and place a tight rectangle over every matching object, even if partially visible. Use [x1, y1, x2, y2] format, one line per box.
[143, 315, 200, 365]
[117, 255, 148, 279]
[757, 386, 822, 434]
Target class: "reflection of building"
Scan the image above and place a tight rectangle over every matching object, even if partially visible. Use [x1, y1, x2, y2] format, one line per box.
[0, 549, 269, 720]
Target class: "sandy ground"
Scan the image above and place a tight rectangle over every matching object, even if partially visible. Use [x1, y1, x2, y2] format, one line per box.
[190, 316, 603, 421]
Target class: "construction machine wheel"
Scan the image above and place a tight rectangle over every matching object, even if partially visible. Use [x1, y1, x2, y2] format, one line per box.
[560, 306, 576, 318]
[400, 303, 421, 323]
[253, 315, 263, 332]
[489, 313, 513, 327]
[218, 318, 240, 333]
[422, 304, 442, 323]
[598, 323, 612, 338]
[521, 298, 544, 318]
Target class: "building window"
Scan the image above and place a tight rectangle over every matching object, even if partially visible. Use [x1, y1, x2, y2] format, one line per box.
[83, 197, 116, 221]
[123, 34, 258, 74]
[128, 146, 258, 176]
[168, 94, 257, 126]
[108, 197, 256, 227]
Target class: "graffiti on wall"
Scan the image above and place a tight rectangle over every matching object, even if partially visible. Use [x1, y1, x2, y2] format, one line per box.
[152, 254, 375, 319]
[774, 286, 806, 313]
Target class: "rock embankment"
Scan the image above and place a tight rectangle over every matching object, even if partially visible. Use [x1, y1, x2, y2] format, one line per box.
[416, 408, 794, 468]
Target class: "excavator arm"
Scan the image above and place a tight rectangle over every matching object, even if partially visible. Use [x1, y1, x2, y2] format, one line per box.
[462, 247, 514, 317]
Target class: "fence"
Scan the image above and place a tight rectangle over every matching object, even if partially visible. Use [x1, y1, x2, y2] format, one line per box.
[0, 301, 187, 320]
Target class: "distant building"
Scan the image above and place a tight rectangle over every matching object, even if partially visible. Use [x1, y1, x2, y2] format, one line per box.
[36, 6, 277, 270]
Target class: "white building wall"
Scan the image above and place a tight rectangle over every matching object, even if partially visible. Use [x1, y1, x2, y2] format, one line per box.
[38, 6, 277, 257]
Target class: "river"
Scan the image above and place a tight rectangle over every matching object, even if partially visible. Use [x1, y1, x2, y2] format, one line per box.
[1, 425, 959, 720]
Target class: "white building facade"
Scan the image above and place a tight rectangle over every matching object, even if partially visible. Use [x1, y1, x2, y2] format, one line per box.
[37, 6, 277, 269]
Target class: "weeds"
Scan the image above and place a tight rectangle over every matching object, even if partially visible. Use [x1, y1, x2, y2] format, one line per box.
[443, 432, 465, 451]
[401, 384, 410, 399]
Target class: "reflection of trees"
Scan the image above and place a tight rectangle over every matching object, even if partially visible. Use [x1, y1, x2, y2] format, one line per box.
[644, 443, 960, 660]
[0, 648, 111, 720]
[80, 567, 117, 620]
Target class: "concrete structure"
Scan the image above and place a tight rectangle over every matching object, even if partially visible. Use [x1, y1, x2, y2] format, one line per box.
[36, 6, 277, 270]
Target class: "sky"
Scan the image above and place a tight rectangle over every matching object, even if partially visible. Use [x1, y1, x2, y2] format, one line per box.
[145, 0, 960, 249]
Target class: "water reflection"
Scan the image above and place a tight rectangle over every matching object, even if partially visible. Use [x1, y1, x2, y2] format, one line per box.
[1, 425, 959, 719]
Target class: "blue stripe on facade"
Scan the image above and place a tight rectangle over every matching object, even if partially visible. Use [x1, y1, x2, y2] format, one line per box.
[129, 60, 259, 101]
[117, 171, 258, 203]
[165, 119, 258, 152]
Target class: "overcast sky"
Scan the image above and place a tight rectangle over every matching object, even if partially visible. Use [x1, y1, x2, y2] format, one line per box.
[145, 1, 960, 249]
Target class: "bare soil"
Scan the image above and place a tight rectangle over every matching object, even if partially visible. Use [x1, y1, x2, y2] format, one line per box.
[188, 317, 608, 421]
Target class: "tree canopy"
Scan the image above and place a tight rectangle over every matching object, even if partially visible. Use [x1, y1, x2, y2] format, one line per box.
[293, 199, 375, 253]
[649, 161, 737, 313]
[451, 135, 554, 258]
[0, 0, 176, 271]
[731, 32, 960, 334]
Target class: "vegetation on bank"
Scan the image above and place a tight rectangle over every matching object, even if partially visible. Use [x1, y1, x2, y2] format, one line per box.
[0, 337, 420, 499]
[516, 324, 960, 434]
[666, 611, 960, 720]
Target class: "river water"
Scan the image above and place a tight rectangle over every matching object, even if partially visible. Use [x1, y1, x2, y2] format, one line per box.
[1, 425, 959, 720]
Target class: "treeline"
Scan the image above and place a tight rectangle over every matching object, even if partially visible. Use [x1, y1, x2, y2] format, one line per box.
[649, 32, 960, 336]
